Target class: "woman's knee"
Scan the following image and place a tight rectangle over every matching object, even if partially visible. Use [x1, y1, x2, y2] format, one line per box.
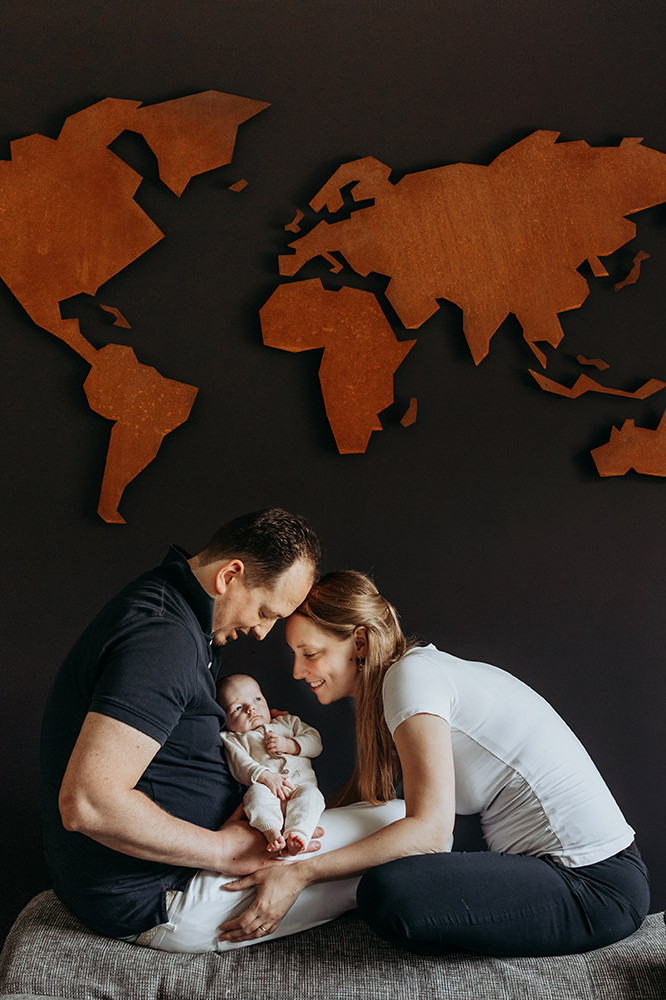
[356, 861, 411, 942]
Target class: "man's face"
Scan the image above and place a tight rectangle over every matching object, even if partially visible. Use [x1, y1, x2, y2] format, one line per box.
[221, 676, 271, 733]
[211, 557, 314, 646]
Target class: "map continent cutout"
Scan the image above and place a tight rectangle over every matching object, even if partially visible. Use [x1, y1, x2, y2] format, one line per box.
[0, 90, 269, 522]
[615, 250, 650, 291]
[592, 412, 666, 477]
[265, 131, 666, 471]
[529, 371, 665, 400]
[83, 345, 198, 523]
[577, 355, 610, 371]
[401, 397, 418, 428]
[261, 279, 415, 453]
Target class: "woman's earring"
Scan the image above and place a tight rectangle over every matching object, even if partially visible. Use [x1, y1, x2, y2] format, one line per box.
[357, 657, 365, 670]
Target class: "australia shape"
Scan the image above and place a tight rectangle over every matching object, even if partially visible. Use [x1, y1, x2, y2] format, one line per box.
[592, 412, 666, 477]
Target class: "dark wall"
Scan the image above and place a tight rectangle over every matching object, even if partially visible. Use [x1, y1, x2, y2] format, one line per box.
[2, 0, 665, 943]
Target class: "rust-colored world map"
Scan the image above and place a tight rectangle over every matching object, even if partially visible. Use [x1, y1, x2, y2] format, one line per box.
[3, 97, 666, 523]
[262, 131, 666, 478]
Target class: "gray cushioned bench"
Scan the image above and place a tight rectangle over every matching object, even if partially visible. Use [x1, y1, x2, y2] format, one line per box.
[1, 891, 664, 1000]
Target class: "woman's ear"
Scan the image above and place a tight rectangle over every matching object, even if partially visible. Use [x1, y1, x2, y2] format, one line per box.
[354, 626, 368, 658]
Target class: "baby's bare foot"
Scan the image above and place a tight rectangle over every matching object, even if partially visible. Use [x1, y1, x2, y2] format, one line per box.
[264, 829, 286, 853]
[285, 831, 307, 854]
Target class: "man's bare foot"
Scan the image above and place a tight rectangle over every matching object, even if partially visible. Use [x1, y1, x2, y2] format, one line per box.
[263, 829, 286, 852]
[285, 831, 307, 854]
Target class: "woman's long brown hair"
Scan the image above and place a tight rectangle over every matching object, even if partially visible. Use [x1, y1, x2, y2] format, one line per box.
[295, 570, 410, 805]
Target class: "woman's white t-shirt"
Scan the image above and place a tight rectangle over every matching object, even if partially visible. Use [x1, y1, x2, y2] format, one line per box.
[382, 645, 634, 867]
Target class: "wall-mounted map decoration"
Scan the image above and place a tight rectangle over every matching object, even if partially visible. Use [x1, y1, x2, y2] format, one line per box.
[614, 250, 650, 291]
[0, 90, 268, 522]
[591, 412, 666, 477]
[262, 131, 666, 475]
[529, 370, 665, 400]
[261, 279, 415, 452]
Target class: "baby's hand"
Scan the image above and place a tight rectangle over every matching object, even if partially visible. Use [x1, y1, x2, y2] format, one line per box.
[258, 771, 294, 801]
[265, 732, 300, 756]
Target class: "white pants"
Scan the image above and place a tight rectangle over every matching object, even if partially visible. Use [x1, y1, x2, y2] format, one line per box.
[142, 799, 405, 953]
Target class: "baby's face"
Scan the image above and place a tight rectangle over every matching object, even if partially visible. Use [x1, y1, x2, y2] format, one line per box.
[223, 676, 272, 733]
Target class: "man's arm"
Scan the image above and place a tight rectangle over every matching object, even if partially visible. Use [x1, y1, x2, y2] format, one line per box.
[59, 711, 280, 874]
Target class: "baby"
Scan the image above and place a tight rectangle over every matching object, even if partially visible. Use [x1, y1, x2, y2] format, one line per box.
[218, 674, 325, 854]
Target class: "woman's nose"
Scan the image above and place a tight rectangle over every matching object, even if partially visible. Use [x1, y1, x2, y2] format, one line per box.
[293, 659, 305, 680]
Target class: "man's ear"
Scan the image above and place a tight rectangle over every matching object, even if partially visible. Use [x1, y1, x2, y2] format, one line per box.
[353, 626, 368, 658]
[214, 559, 245, 595]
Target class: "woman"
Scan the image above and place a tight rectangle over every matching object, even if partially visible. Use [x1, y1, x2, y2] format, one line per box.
[219, 570, 649, 956]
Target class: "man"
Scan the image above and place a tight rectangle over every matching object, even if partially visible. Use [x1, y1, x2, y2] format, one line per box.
[41, 508, 320, 942]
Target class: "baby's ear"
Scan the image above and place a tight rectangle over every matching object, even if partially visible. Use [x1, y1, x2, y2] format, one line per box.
[270, 708, 289, 718]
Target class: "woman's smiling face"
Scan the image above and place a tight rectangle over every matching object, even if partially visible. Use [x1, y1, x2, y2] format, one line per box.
[286, 613, 362, 704]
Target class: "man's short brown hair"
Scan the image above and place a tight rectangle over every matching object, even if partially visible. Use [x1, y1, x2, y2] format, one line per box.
[198, 508, 320, 587]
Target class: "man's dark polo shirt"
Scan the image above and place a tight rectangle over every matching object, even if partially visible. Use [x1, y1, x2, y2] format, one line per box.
[40, 547, 242, 938]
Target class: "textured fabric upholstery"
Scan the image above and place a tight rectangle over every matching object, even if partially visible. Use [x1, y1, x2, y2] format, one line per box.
[1, 891, 664, 1000]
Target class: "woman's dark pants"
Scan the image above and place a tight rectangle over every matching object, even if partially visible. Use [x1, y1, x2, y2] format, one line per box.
[356, 845, 650, 956]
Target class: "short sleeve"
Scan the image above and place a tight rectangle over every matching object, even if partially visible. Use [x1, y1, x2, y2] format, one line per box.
[90, 620, 200, 745]
[382, 647, 455, 737]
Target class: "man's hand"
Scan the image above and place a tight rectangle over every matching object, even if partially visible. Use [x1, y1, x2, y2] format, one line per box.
[217, 808, 326, 873]
[264, 732, 300, 756]
[257, 771, 294, 800]
[214, 807, 283, 875]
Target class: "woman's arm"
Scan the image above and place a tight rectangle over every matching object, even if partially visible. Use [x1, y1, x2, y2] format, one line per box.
[218, 712, 455, 942]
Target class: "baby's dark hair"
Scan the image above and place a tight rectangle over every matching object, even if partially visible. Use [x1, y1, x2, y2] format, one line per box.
[217, 672, 253, 703]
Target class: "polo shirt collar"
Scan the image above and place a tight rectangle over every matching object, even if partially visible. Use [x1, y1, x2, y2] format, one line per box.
[160, 545, 216, 637]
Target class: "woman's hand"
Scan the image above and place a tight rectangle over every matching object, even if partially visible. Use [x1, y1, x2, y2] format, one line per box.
[217, 861, 311, 942]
